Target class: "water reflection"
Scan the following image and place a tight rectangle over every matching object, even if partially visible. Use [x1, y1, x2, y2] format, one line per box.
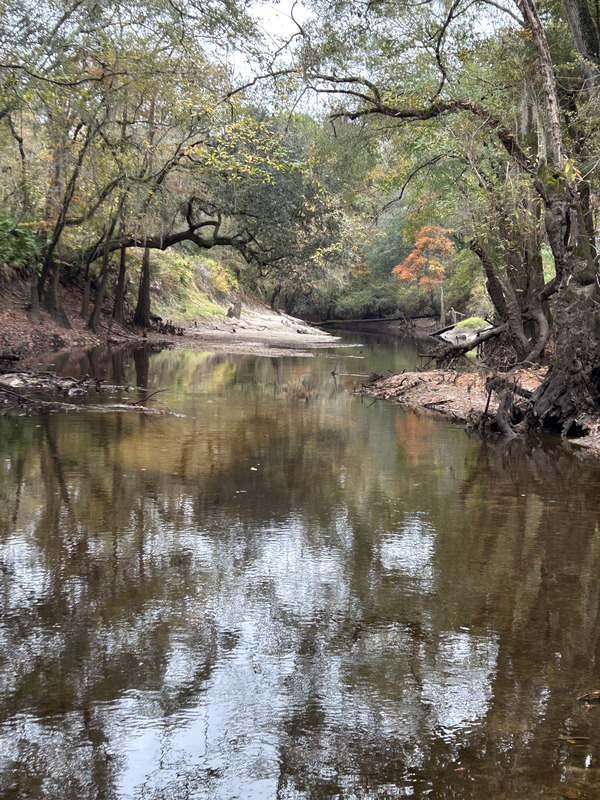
[2, 336, 600, 798]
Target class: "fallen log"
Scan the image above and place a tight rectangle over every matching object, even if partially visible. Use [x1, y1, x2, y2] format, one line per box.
[432, 324, 508, 367]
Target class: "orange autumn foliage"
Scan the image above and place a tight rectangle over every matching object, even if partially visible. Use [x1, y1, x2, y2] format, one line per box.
[393, 225, 455, 287]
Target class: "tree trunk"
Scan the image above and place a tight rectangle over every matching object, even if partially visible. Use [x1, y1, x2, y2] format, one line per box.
[133, 246, 151, 328]
[88, 249, 110, 333]
[113, 244, 127, 325]
[563, 0, 600, 86]
[516, 0, 600, 430]
[498, 275, 530, 360]
[37, 126, 95, 327]
[89, 214, 119, 332]
[81, 277, 91, 319]
[43, 262, 71, 328]
[529, 263, 600, 432]
[470, 241, 508, 320]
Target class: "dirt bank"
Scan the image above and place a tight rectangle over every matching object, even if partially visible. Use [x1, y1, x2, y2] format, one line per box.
[361, 367, 547, 421]
[0, 282, 337, 363]
[362, 368, 600, 454]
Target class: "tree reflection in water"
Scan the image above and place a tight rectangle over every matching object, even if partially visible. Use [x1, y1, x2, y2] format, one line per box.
[1, 341, 600, 799]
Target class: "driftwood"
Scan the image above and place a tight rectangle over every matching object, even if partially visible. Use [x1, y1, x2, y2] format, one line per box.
[433, 324, 509, 367]
[0, 368, 178, 416]
[429, 322, 459, 337]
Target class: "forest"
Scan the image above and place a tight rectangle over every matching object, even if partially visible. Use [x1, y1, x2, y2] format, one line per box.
[1, 0, 600, 433]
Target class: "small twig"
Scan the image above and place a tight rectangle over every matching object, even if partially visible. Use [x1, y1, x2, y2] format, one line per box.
[0, 385, 34, 403]
[124, 388, 166, 405]
[484, 389, 493, 416]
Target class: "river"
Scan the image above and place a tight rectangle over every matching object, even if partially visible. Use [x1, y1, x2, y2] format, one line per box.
[2, 332, 600, 799]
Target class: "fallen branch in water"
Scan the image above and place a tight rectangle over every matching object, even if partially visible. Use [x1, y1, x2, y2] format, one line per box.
[123, 388, 167, 405]
[0, 368, 178, 416]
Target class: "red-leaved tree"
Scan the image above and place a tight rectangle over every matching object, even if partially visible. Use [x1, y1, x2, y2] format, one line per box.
[393, 225, 455, 324]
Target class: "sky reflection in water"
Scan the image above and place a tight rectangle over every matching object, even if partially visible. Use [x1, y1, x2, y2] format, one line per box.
[2, 333, 600, 799]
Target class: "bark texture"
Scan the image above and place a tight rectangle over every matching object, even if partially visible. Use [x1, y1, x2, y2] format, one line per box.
[133, 246, 151, 328]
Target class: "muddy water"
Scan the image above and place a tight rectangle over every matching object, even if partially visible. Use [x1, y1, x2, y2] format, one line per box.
[2, 333, 600, 799]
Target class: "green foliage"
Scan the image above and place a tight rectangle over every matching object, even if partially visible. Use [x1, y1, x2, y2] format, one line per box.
[125, 249, 236, 323]
[0, 218, 40, 281]
[0, 0, 586, 332]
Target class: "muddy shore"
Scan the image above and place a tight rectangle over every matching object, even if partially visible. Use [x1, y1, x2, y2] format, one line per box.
[0, 283, 343, 413]
[361, 367, 548, 422]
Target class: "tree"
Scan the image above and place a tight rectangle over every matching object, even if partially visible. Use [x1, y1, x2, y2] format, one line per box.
[394, 225, 455, 325]
[297, 0, 600, 433]
[0, 0, 257, 326]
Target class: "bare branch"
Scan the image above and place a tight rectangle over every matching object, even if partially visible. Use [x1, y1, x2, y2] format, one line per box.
[317, 79, 533, 172]
[478, 0, 525, 26]
[376, 155, 449, 219]
[0, 63, 128, 88]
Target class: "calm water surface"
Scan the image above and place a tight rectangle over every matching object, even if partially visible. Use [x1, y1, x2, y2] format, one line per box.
[2, 332, 600, 799]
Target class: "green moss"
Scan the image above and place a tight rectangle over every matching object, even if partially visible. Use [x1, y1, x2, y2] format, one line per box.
[455, 316, 489, 329]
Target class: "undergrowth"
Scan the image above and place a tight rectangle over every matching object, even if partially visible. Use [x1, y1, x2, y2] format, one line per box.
[123, 249, 238, 323]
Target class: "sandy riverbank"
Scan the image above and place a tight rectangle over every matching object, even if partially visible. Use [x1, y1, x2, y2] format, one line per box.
[0, 283, 338, 363]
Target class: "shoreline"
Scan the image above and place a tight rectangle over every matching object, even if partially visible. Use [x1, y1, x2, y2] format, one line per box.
[0, 284, 339, 364]
[361, 368, 600, 455]
[5, 286, 600, 456]
[360, 367, 548, 423]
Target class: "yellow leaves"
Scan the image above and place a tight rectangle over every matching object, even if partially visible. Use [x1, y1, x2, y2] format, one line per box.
[17, 220, 53, 228]
[563, 159, 582, 183]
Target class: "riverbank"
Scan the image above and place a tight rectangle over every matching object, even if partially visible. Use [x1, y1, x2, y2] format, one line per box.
[0, 282, 337, 364]
[361, 367, 547, 421]
[362, 367, 600, 453]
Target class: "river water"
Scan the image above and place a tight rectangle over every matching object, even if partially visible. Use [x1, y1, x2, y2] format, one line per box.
[2, 332, 600, 799]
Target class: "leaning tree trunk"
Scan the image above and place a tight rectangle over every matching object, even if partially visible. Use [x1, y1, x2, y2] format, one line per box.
[133, 246, 151, 328]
